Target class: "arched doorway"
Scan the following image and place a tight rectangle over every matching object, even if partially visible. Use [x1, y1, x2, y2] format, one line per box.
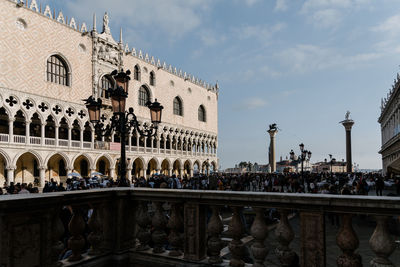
[147, 158, 158, 176]
[47, 153, 68, 183]
[172, 159, 181, 177]
[73, 155, 90, 177]
[96, 156, 110, 177]
[184, 160, 191, 177]
[15, 152, 40, 184]
[193, 161, 200, 175]
[132, 158, 144, 178]
[161, 159, 170, 175]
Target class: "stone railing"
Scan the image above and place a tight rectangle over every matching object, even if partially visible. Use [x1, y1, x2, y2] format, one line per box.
[0, 189, 399, 267]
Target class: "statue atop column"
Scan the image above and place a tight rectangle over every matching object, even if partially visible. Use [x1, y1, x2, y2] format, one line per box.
[102, 12, 111, 35]
[340, 111, 355, 172]
[267, 123, 278, 173]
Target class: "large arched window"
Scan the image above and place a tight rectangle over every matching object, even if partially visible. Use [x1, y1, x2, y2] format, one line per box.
[149, 71, 156, 86]
[198, 105, 206, 122]
[173, 97, 183, 116]
[134, 65, 141, 81]
[138, 86, 150, 106]
[101, 75, 113, 99]
[46, 55, 69, 86]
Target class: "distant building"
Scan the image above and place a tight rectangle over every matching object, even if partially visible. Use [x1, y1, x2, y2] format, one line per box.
[312, 161, 348, 173]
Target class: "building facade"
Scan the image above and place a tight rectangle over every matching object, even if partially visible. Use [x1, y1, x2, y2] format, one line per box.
[379, 72, 400, 176]
[0, 0, 218, 186]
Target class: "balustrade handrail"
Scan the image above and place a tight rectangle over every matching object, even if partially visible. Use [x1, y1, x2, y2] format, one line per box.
[130, 188, 400, 215]
[1, 188, 398, 215]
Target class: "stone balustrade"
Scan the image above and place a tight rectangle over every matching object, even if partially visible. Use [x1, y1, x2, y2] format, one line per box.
[0, 188, 398, 267]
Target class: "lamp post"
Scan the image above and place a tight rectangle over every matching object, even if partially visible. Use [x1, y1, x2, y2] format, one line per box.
[84, 69, 163, 187]
[290, 143, 312, 180]
[328, 154, 336, 178]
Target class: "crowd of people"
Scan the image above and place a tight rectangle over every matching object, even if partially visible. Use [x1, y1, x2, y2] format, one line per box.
[1, 171, 399, 196]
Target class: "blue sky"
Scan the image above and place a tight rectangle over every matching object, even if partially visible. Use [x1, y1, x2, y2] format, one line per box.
[41, 0, 400, 169]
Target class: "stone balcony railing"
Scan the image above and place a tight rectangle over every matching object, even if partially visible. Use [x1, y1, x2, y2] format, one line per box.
[0, 189, 399, 267]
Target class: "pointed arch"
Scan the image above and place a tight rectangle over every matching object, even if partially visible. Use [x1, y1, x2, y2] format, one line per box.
[46, 53, 71, 86]
[0, 148, 11, 168]
[13, 149, 44, 167]
[44, 151, 70, 168]
[71, 153, 94, 169]
[173, 96, 183, 116]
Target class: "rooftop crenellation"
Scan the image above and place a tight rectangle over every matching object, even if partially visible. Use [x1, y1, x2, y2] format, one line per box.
[10, 0, 219, 94]
[380, 72, 400, 113]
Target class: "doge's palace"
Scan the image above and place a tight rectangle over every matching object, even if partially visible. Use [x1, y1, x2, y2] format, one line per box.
[0, 0, 218, 186]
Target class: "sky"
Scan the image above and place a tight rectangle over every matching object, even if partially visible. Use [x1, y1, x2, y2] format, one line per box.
[40, 0, 400, 170]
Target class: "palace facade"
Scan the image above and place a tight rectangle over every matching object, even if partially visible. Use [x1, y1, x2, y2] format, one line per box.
[0, 0, 219, 186]
[379, 72, 400, 175]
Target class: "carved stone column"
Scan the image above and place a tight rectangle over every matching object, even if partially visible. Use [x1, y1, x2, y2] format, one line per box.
[369, 216, 396, 267]
[152, 201, 167, 253]
[135, 201, 151, 251]
[275, 209, 297, 267]
[167, 203, 184, 256]
[300, 211, 325, 266]
[251, 207, 268, 267]
[336, 214, 362, 267]
[67, 206, 86, 261]
[229, 206, 245, 267]
[184, 202, 207, 261]
[88, 204, 103, 255]
[207, 206, 224, 264]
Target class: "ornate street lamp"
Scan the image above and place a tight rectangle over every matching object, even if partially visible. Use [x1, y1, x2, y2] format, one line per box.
[328, 154, 336, 178]
[290, 144, 312, 188]
[84, 69, 163, 187]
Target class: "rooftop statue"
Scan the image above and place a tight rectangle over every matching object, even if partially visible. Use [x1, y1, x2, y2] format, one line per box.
[103, 12, 110, 34]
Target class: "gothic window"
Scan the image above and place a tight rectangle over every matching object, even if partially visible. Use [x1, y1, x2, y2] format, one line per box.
[198, 105, 206, 122]
[134, 65, 141, 81]
[173, 97, 183, 116]
[101, 75, 113, 99]
[46, 55, 69, 86]
[149, 71, 156, 86]
[139, 86, 150, 106]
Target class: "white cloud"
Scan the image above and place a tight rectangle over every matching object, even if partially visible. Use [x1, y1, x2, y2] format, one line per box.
[199, 29, 226, 46]
[235, 98, 267, 110]
[372, 14, 400, 36]
[274, 0, 288, 12]
[62, 0, 212, 41]
[233, 23, 286, 42]
[244, 0, 261, 7]
[276, 44, 381, 73]
[300, 0, 371, 29]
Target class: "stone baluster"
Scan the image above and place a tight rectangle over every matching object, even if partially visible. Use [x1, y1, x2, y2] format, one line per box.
[67, 206, 86, 261]
[207, 206, 224, 264]
[229, 206, 245, 267]
[336, 214, 362, 267]
[167, 202, 184, 256]
[88, 203, 103, 255]
[136, 201, 151, 251]
[152, 201, 167, 253]
[251, 207, 268, 267]
[369, 216, 396, 267]
[275, 209, 297, 267]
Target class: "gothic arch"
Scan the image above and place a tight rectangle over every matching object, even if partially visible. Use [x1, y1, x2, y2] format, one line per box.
[0, 148, 11, 168]
[95, 153, 114, 168]
[44, 151, 70, 168]
[12, 149, 44, 167]
[45, 52, 72, 86]
[71, 153, 94, 169]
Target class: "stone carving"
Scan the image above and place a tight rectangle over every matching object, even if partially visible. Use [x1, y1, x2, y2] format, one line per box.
[369, 216, 396, 267]
[44, 5, 52, 19]
[184, 203, 207, 261]
[207, 206, 224, 264]
[300, 212, 325, 267]
[30, 0, 39, 12]
[103, 12, 110, 34]
[336, 214, 362, 267]
[345, 111, 351, 121]
[251, 207, 268, 267]
[275, 209, 298, 267]
[228, 206, 245, 267]
[167, 203, 184, 256]
[151, 201, 167, 253]
[68, 206, 86, 261]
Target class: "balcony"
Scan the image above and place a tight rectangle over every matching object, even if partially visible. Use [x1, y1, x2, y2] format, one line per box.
[0, 133, 216, 158]
[1, 189, 398, 267]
